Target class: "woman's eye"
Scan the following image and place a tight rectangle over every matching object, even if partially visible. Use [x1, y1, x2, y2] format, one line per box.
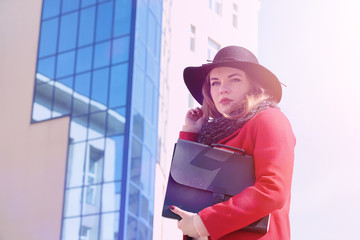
[211, 82, 220, 86]
[232, 78, 241, 82]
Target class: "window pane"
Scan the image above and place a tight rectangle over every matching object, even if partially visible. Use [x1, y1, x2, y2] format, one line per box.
[80, 215, 100, 239]
[76, 46, 93, 73]
[62, 0, 80, 14]
[132, 66, 144, 113]
[85, 139, 105, 184]
[70, 116, 88, 142]
[63, 187, 82, 217]
[66, 142, 86, 187]
[95, 1, 113, 42]
[91, 68, 109, 107]
[61, 217, 80, 240]
[82, 184, 102, 215]
[42, 0, 61, 19]
[104, 135, 124, 182]
[37, 56, 56, 79]
[126, 215, 138, 240]
[78, 6, 96, 47]
[56, 51, 76, 78]
[130, 138, 142, 185]
[138, 221, 149, 240]
[88, 111, 107, 139]
[102, 182, 121, 212]
[53, 81, 73, 117]
[107, 107, 126, 136]
[81, 0, 96, 8]
[59, 12, 78, 52]
[109, 64, 128, 108]
[132, 113, 144, 141]
[100, 212, 120, 240]
[128, 184, 140, 216]
[112, 36, 130, 64]
[94, 41, 111, 69]
[114, 0, 132, 37]
[39, 18, 59, 57]
[140, 147, 151, 193]
[74, 72, 91, 97]
[144, 78, 154, 122]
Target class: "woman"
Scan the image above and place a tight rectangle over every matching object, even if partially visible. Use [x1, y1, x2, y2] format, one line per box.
[169, 46, 296, 240]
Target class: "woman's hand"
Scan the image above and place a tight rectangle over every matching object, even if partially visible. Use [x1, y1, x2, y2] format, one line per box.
[182, 107, 206, 133]
[170, 205, 200, 238]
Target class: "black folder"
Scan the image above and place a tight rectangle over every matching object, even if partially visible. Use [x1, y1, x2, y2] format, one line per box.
[162, 139, 270, 234]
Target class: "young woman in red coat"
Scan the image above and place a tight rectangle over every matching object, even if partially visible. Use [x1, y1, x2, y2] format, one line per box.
[169, 46, 296, 240]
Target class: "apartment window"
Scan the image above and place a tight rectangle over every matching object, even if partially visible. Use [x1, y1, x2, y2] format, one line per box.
[85, 145, 103, 205]
[190, 25, 196, 52]
[208, 38, 221, 60]
[209, 0, 222, 16]
[80, 226, 91, 240]
[233, 3, 238, 28]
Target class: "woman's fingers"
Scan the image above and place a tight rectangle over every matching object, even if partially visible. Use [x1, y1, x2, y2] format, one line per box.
[169, 205, 187, 219]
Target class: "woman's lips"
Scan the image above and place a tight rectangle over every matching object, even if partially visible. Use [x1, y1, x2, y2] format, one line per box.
[220, 98, 232, 105]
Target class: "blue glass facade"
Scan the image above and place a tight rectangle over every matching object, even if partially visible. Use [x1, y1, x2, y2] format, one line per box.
[31, 0, 162, 239]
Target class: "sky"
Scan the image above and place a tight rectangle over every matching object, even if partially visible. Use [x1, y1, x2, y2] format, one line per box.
[258, 0, 360, 239]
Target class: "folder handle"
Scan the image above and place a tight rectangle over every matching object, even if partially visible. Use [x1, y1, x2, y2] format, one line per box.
[211, 143, 246, 155]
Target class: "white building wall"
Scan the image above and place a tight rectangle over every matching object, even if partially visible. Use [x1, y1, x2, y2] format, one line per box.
[155, 0, 260, 239]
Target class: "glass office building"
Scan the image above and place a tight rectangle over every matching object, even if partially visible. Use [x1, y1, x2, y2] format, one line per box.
[31, 0, 162, 239]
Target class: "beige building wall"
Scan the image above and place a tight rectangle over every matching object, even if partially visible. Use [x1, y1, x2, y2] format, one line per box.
[0, 1, 69, 239]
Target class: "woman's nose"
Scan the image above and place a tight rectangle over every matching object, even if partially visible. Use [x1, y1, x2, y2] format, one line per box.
[220, 83, 230, 94]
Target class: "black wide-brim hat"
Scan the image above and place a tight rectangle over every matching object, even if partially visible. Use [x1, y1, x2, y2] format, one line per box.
[183, 46, 282, 104]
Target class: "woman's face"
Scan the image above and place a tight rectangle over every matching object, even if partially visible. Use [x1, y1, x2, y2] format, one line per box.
[209, 67, 252, 117]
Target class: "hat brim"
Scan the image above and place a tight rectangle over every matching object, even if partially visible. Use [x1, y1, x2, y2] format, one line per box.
[183, 61, 282, 105]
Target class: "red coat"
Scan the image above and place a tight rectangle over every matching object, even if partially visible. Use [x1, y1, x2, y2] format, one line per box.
[179, 108, 296, 240]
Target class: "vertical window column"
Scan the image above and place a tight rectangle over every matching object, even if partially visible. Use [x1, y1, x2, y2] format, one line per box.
[190, 25, 196, 52]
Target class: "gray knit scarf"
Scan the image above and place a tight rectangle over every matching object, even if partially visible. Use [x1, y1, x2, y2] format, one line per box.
[197, 100, 278, 145]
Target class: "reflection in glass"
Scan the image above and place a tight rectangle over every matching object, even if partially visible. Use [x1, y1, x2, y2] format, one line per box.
[37, 56, 56, 79]
[70, 116, 88, 142]
[82, 184, 102, 215]
[42, 0, 61, 20]
[81, 214, 100, 240]
[88, 111, 107, 139]
[100, 212, 120, 240]
[85, 139, 105, 185]
[101, 182, 121, 212]
[126, 215, 138, 240]
[138, 221, 149, 240]
[56, 51, 76, 78]
[78, 6, 96, 47]
[112, 36, 130, 64]
[107, 108, 126, 136]
[59, 12, 78, 52]
[96, 1, 113, 42]
[91, 68, 109, 107]
[61, 217, 80, 240]
[94, 41, 111, 69]
[128, 184, 140, 215]
[66, 142, 86, 187]
[63, 187, 82, 217]
[132, 66, 145, 113]
[61, 0, 80, 14]
[104, 135, 124, 182]
[52, 81, 73, 117]
[114, 0, 131, 37]
[76, 46, 93, 73]
[39, 18, 59, 57]
[109, 64, 128, 108]
[130, 138, 142, 185]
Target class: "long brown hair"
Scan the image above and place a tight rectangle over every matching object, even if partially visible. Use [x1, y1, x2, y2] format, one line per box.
[201, 70, 272, 119]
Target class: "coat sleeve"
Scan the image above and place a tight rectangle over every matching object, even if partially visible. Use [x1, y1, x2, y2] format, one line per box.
[198, 110, 296, 239]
